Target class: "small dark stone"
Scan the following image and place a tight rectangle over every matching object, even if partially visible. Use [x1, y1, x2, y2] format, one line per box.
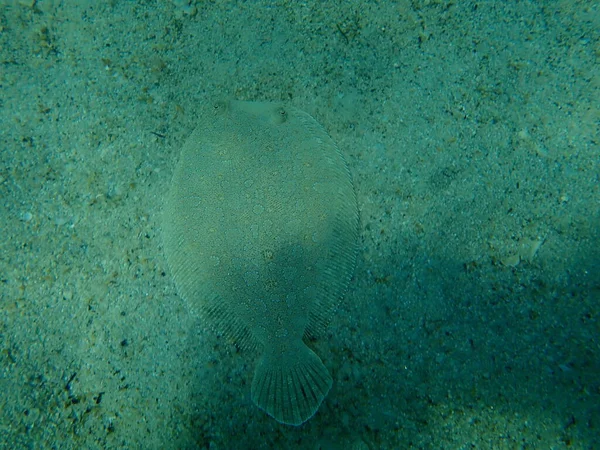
[94, 392, 104, 404]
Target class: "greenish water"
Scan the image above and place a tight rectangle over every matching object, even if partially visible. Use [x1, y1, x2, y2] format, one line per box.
[1, 1, 598, 448]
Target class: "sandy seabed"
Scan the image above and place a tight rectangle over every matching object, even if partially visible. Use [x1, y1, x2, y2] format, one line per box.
[1, 1, 598, 449]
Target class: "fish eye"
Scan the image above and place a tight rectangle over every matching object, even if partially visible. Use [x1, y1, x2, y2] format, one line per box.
[275, 107, 288, 124]
[212, 100, 228, 114]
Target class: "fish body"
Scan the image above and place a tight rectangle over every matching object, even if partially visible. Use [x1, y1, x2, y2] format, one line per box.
[163, 100, 358, 425]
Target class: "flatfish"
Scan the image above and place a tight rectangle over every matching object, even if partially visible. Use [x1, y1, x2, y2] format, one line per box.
[162, 99, 358, 425]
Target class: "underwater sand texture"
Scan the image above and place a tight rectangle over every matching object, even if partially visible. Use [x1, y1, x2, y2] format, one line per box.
[1, 1, 598, 448]
[163, 100, 359, 425]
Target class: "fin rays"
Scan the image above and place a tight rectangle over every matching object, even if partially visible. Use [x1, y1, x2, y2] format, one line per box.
[251, 344, 333, 426]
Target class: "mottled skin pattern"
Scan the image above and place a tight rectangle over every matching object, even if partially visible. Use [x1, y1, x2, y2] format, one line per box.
[163, 100, 358, 425]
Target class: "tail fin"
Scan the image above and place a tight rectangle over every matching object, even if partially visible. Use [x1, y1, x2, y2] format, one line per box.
[251, 342, 333, 426]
